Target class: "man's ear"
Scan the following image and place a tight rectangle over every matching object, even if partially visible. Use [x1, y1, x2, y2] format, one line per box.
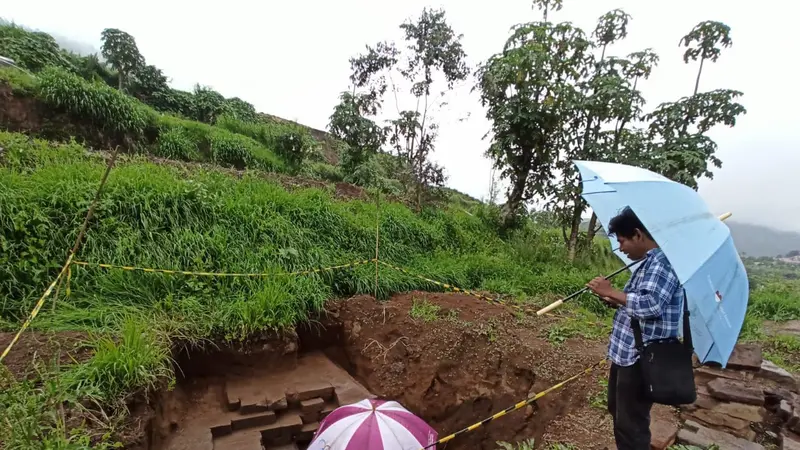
[633, 228, 644, 241]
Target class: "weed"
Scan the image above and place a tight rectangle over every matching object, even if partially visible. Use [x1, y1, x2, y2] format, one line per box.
[409, 298, 440, 322]
[589, 377, 609, 409]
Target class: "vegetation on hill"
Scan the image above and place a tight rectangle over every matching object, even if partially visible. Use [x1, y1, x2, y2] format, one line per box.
[0, 2, 795, 449]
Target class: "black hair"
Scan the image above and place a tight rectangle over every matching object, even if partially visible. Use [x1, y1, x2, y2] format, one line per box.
[608, 206, 653, 240]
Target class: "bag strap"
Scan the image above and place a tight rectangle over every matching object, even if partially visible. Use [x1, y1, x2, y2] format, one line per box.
[630, 288, 692, 352]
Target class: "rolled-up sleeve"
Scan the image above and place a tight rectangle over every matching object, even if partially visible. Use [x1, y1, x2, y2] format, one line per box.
[625, 261, 679, 320]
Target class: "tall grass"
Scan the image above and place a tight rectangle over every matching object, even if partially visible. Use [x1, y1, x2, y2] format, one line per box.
[38, 66, 157, 138]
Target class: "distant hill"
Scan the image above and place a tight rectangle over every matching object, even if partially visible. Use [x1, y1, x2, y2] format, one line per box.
[727, 221, 800, 258]
[582, 219, 800, 258]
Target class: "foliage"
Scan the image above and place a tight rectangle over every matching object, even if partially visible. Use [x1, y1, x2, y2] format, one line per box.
[224, 97, 258, 123]
[328, 91, 387, 173]
[216, 114, 318, 171]
[37, 66, 157, 140]
[67, 320, 172, 404]
[496, 439, 536, 450]
[0, 66, 38, 95]
[300, 161, 345, 182]
[0, 22, 75, 73]
[129, 63, 169, 103]
[409, 298, 441, 322]
[100, 28, 144, 91]
[340, 7, 469, 209]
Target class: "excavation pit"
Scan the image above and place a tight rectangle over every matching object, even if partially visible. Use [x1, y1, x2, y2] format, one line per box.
[139, 292, 616, 450]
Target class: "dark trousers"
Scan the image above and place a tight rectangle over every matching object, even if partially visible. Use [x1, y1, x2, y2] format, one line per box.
[608, 362, 653, 450]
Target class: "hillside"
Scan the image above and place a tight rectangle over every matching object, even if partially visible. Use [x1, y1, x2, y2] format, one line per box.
[1, 14, 799, 450]
[727, 221, 800, 257]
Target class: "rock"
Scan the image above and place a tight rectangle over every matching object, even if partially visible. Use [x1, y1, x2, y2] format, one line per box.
[758, 360, 799, 392]
[688, 409, 750, 431]
[678, 420, 764, 450]
[712, 402, 767, 422]
[696, 366, 753, 387]
[728, 344, 763, 371]
[650, 418, 679, 450]
[780, 400, 794, 421]
[708, 378, 765, 406]
[681, 413, 756, 441]
[783, 431, 800, 450]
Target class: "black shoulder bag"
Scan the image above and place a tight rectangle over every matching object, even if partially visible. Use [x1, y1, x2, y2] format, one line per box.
[630, 291, 697, 406]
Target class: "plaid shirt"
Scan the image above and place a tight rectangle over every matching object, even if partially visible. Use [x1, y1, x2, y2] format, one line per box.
[607, 247, 683, 367]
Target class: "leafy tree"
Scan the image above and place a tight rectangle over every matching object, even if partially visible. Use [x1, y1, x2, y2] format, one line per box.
[100, 28, 144, 91]
[477, 21, 590, 227]
[644, 20, 744, 188]
[680, 21, 732, 95]
[531, 0, 563, 21]
[346, 7, 469, 208]
[192, 84, 229, 124]
[130, 64, 168, 103]
[0, 23, 74, 72]
[224, 97, 258, 123]
[328, 91, 387, 173]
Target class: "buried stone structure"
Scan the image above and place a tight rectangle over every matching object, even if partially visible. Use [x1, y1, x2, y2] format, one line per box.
[650, 343, 800, 450]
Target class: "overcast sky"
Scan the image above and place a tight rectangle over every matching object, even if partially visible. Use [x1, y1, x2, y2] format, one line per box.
[4, 0, 798, 232]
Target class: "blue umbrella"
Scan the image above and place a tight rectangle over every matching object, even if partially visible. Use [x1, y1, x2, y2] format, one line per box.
[573, 160, 749, 367]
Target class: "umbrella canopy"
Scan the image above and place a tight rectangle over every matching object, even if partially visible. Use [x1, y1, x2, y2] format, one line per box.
[574, 160, 749, 367]
[308, 399, 437, 450]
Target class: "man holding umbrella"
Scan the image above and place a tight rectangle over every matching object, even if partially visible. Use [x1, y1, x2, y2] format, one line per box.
[585, 206, 684, 450]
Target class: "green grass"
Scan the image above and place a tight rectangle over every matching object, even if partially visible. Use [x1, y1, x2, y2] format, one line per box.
[409, 298, 441, 322]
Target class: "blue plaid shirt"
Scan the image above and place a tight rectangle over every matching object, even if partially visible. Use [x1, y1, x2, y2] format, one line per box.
[607, 247, 683, 367]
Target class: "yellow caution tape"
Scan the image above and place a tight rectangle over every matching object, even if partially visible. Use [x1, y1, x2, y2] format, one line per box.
[421, 359, 607, 449]
[70, 258, 376, 278]
[1, 254, 75, 363]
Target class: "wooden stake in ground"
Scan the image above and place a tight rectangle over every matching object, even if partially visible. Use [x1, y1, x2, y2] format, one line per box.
[375, 191, 380, 300]
[52, 146, 120, 311]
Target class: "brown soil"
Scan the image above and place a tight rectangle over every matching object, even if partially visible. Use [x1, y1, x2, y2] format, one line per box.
[121, 291, 635, 450]
[320, 292, 620, 449]
[0, 330, 91, 379]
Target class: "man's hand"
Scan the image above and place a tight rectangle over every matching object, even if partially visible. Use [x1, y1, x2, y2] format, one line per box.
[586, 277, 628, 306]
[586, 277, 614, 298]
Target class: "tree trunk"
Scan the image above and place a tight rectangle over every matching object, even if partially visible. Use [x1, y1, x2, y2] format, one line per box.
[583, 212, 599, 253]
[565, 203, 583, 262]
[501, 174, 527, 225]
[693, 57, 704, 96]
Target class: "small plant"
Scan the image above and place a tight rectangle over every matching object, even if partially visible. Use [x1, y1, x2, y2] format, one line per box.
[589, 377, 609, 409]
[409, 298, 440, 322]
[496, 439, 536, 450]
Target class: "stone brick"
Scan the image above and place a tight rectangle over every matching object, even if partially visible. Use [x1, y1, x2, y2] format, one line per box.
[267, 396, 288, 411]
[680, 414, 756, 442]
[225, 392, 241, 411]
[300, 411, 319, 424]
[260, 413, 303, 442]
[728, 344, 763, 371]
[708, 378, 765, 406]
[297, 422, 320, 442]
[320, 402, 337, 421]
[688, 408, 750, 431]
[231, 411, 276, 431]
[758, 360, 799, 392]
[239, 403, 269, 415]
[286, 382, 335, 405]
[209, 421, 232, 438]
[650, 418, 678, 450]
[678, 420, 764, 450]
[783, 432, 800, 450]
[697, 366, 752, 382]
[300, 398, 325, 415]
[712, 402, 767, 423]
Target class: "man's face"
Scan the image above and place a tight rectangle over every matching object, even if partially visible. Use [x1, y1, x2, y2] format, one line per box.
[617, 230, 646, 260]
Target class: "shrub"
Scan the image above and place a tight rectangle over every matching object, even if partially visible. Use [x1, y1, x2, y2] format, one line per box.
[301, 162, 345, 182]
[155, 126, 198, 160]
[0, 66, 38, 95]
[0, 23, 75, 73]
[216, 114, 318, 171]
[37, 66, 157, 138]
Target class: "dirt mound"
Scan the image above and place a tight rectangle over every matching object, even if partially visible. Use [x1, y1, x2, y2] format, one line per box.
[0, 330, 91, 379]
[317, 292, 614, 449]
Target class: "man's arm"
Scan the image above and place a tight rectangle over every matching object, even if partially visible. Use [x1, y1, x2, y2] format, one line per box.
[624, 261, 679, 320]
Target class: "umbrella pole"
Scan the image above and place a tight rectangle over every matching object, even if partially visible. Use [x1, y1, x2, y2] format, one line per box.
[536, 259, 641, 315]
[536, 212, 733, 316]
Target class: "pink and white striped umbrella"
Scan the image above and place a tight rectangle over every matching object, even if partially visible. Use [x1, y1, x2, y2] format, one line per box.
[308, 398, 437, 450]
